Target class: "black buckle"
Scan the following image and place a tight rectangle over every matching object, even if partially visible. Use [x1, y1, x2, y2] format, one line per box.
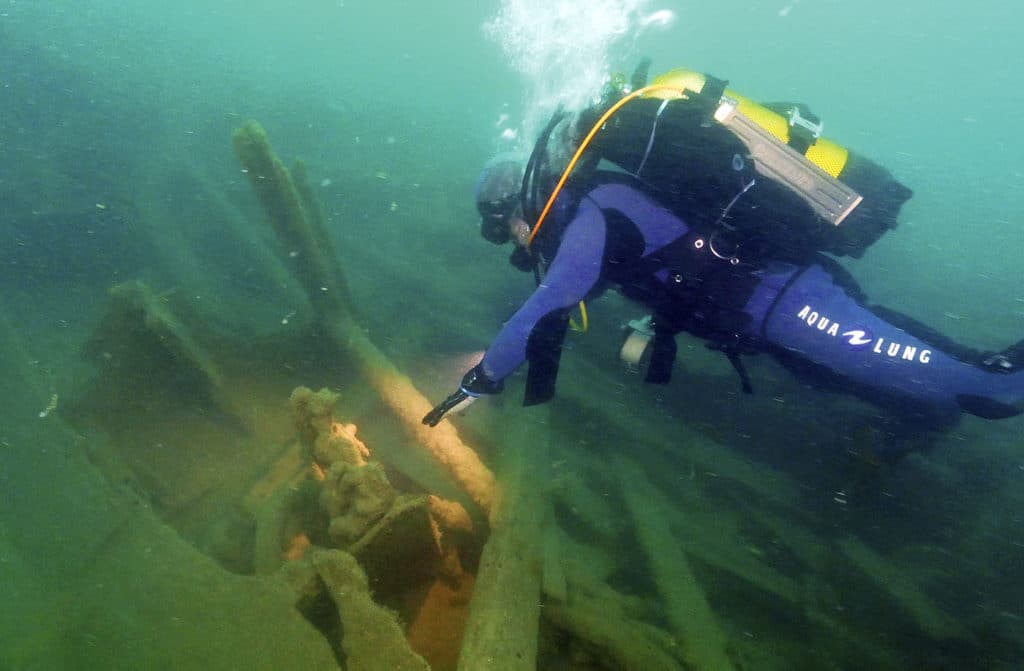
[786, 105, 823, 153]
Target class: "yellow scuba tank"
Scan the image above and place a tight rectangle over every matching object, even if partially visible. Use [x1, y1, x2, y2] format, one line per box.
[649, 69, 851, 177]
[527, 66, 913, 259]
[602, 68, 910, 257]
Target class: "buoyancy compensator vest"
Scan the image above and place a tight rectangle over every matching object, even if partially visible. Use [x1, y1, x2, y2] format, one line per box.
[575, 68, 914, 261]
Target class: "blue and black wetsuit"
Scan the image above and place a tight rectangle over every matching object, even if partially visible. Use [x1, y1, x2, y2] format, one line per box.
[475, 173, 1024, 425]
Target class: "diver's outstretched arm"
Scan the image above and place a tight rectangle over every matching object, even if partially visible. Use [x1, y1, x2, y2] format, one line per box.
[423, 201, 609, 426]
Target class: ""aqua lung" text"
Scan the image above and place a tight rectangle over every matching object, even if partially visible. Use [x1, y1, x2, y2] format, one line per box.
[797, 305, 932, 364]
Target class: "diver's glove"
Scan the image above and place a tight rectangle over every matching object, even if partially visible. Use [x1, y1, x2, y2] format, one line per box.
[422, 364, 503, 427]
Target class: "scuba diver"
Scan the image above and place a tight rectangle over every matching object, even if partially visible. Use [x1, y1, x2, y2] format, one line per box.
[422, 67, 1024, 449]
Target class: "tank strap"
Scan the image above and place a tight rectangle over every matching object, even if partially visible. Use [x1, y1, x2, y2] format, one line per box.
[762, 102, 823, 154]
[696, 74, 729, 110]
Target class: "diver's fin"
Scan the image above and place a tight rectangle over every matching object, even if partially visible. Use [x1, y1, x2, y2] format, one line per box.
[963, 338, 1024, 418]
[956, 394, 1021, 419]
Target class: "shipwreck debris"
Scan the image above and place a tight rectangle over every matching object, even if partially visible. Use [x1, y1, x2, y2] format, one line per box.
[233, 121, 496, 516]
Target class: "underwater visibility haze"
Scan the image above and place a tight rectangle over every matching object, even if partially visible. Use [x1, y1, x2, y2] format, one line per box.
[1, 0, 1024, 669]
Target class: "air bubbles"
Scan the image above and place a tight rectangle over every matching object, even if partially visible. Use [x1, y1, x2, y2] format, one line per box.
[483, 0, 676, 144]
[639, 9, 675, 30]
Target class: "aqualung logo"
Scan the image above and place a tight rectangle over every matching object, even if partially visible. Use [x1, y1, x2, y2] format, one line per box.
[796, 305, 932, 364]
[841, 328, 873, 348]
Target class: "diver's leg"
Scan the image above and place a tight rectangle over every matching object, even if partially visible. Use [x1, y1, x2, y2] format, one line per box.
[745, 263, 1024, 422]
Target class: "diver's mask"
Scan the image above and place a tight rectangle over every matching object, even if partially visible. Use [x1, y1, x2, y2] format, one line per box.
[479, 200, 538, 271]
[475, 156, 525, 245]
[478, 195, 519, 245]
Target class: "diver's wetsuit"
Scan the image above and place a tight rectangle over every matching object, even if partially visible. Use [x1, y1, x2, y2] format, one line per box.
[476, 175, 1024, 423]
